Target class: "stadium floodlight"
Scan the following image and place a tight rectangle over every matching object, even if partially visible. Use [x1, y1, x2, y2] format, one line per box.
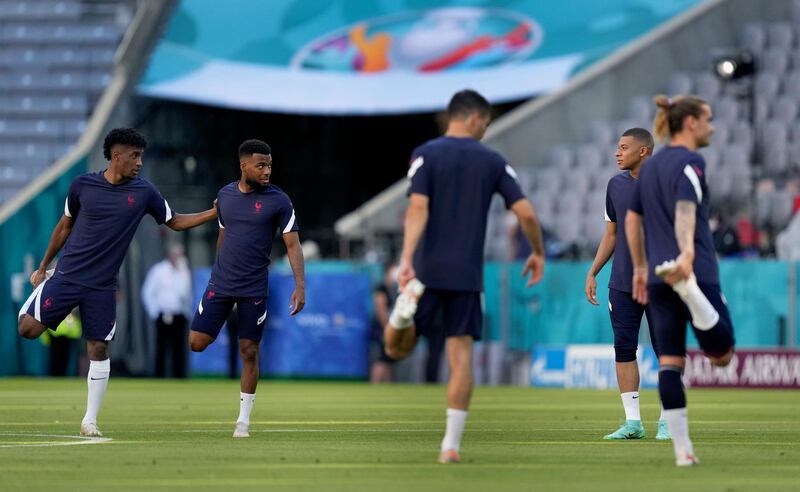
[713, 51, 755, 80]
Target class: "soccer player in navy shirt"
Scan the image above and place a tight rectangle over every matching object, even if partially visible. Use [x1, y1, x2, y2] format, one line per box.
[383, 90, 545, 463]
[17, 128, 218, 437]
[625, 95, 735, 466]
[188, 139, 305, 438]
[585, 128, 671, 441]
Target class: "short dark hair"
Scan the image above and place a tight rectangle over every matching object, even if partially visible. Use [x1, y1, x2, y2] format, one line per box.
[447, 89, 491, 119]
[239, 139, 271, 158]
[621, 127, 655, 150]
[103, 128, 147, 160]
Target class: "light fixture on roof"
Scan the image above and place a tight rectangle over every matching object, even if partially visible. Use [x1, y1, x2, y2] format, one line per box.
[713, 51, 756, 80]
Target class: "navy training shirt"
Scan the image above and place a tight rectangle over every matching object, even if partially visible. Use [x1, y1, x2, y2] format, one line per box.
[210, 182, 298, 297]
[408, 136, 526, 292]
[628, 146, 719, 285]
[604, 171, 638, 293]
[56, 171, 172, 290]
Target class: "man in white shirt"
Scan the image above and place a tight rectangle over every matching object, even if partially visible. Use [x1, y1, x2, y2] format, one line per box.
[141, 243, 193, 378]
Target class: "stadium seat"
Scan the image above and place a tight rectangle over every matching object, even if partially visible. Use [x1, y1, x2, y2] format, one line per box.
[769, 96, 798, 123]
[766, 22, 794, 51]
[694, 72, 721, 100]
[739, 23, 767, 53]
[667, 72, 693, 95]
[760, 48, 789, 76]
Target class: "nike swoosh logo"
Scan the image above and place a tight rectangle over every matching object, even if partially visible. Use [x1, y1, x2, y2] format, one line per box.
[254, 300, 263, 305]
[632, 396, 639, 399]
[90, 377, 107, 381]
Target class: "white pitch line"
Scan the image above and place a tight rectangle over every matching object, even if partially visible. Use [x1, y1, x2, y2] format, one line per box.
[0, 433, 112, 448]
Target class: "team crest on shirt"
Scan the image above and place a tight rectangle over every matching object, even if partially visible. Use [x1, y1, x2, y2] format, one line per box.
[255, 201, 263, 213]
[43, 297, 54, 310]
[127, 195, 135, 207]
[207, 290, 216, 300]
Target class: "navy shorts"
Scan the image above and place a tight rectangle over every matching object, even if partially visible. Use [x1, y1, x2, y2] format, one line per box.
[413, 289, 482, 341]
[647, 283, 735, 358]
[190, 285, 267, 342]
[608, 288, 658, 359]
[21, 275, 116, 341]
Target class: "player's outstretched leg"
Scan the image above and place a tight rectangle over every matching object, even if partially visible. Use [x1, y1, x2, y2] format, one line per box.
[383, 279, 425, 361]
[234, 339, 259, 438]
[81, 341, 110, 437]
[438, 336, 473, 464]
[658, 358, 698, 466]
[655, 261, 718, 330]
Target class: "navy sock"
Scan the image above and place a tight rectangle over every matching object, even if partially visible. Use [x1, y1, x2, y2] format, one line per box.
[658, 365, 686, 410]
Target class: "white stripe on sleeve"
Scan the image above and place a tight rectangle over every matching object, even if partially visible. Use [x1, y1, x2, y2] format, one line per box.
[604, 208, 612, 222]
[64, 197, 72, 217]
[407, 156, 424, 178]
[505, 164, 519, 180]
[217, 218, 224, 229]
[282, 209, 296, 234]
[683, 165, 703, 203]
[164, 200, 173, 222]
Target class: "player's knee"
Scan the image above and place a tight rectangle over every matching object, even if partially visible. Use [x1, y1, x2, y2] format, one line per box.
[18, 316, 42, 339]
[384, 346, 409, 362]
[239, 344, 259, 363]
[708, 348, 734, 367]
[614, 346, 637, 363]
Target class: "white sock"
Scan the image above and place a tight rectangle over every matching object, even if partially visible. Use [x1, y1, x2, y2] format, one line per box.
[672, 275, 719, 330]
[388, 300, 414, 329]
[441, 408, 468, 452]
[82, 359, 110, 425]
[620, 392, 641, 421]
[237, 392, 256, 425]
[662, 407, 693, 455]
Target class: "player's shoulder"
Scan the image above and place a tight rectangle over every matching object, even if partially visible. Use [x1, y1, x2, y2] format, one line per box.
[72, 170, 102, 186]
[265, 184, 292, 202]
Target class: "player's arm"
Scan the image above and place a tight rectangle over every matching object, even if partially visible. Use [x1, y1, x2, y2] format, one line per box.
[166, 207, 217, 231]
[625, 210, 648, 305]
[666, 200, 697, 284]
[283, 231, 305, 316]
[31, 214, 75, 287]
[398, 193, 429, 288]
[509, 198, 544, 287]
[585, 222, 616, 305]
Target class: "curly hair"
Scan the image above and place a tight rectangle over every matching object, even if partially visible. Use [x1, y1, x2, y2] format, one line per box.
[103, 128, 147, 160]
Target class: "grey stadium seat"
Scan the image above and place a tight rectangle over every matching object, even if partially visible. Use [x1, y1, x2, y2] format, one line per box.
[767, 22, 794, 51]
[739, 23, 767, 53]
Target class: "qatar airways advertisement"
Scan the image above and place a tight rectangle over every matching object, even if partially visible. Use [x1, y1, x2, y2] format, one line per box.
[139, 0, 698, 114]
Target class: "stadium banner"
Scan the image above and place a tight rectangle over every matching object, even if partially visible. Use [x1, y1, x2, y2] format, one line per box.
[188, 267, 371, 378]
[684, 349, 800, 389]
[0, 156, 87, 376]
[139, 0, 698, 114]
[530, 344, 659, 389]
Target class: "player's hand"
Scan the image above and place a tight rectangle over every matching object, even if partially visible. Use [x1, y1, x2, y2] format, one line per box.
[397, 259, 416, 289]
[522, 253, 544, 287]
[584, 275, 598, 305]
[632, 266, 648, 305]
[289, 287, 305, 316]
[664, 251, 694, 286]
[30, 269, 47, 288]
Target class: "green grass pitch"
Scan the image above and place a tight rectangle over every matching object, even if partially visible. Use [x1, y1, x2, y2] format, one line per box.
[0, 379, 798, 491]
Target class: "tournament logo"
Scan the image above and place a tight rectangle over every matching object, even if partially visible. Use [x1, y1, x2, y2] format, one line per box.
[292, 7, 542, 73]
[43, 297, 54, 310]
[254, 201, 263, 213]
[127, 195, 135, 207]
